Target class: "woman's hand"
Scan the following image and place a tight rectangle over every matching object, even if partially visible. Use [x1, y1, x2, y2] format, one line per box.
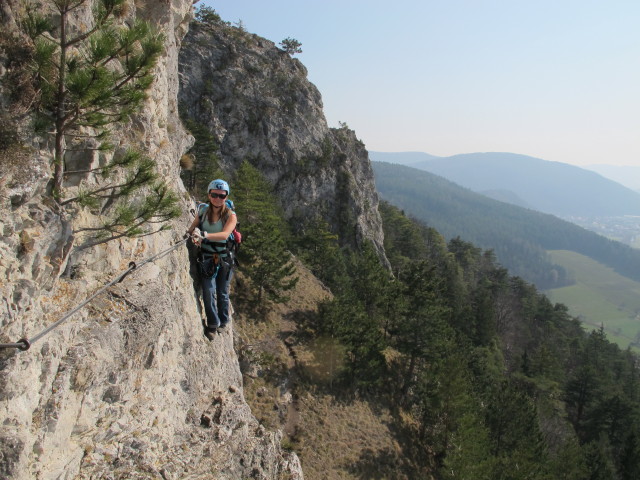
[191, 228, 205, 246]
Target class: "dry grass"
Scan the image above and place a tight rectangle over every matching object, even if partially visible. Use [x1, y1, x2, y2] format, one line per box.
[295, 392, 414, 480]
[234, 259, 425, 479]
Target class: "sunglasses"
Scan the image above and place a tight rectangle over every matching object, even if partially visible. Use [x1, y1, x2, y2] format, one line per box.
[209, 192, 227, 199]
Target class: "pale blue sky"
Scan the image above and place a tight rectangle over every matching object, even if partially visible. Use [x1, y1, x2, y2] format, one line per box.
[200, 1, 639, 166]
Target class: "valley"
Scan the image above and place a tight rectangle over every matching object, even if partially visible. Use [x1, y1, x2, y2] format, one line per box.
[546, 250, 640, 351]
[372, 160, 640, 352]
[563, 215, 640, 248]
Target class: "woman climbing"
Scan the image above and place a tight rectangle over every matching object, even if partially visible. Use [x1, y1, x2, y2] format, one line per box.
[187, 179, 237, 339]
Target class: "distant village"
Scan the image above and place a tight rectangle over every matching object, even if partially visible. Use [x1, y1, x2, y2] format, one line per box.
[566, 215, 640, 249]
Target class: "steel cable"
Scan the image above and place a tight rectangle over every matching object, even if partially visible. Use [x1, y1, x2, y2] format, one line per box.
[0, 237, 189, 352]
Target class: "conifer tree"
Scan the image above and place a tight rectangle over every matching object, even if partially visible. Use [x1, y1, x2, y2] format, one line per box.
[233, 160, 298, 305]
[414, 353, 474, 456]
[484, 381, 550, 479]
[378, 200, 429, 277]
[549, 438, 589, 480]
[318, 293, 386, 388]
[440, 411, 495, 479]
[20, 0, 179, 248]
[279, 37, 302, 56]
[391, 260, 452, 404]
[346, 242, 396, 320]
[181, 118, 223, 195]
[194, 5, 222, 25]
[319, 243, 396, 388]
[23, 0, 164, 197]
[584, 439, 617, 480]
[294, 216, 346, 288]
[619, 431, 640, 480]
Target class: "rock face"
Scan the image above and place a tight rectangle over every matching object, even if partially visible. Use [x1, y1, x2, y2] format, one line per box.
[178, 21, 387, 257]
[0, 1, 303, 479]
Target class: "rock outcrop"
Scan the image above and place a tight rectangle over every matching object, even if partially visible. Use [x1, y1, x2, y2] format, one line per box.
[178, 20, 387, 257]
[1, 2, 390, 478]
[0, 1, 303, 478]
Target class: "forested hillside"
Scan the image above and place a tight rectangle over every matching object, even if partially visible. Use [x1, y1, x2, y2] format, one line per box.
[175, 10, 640, 478]
[274, 197, 640, 479]
[176, 11, 640, 480]
[373, 161, 640, 289]
[370, 151, 640, 217]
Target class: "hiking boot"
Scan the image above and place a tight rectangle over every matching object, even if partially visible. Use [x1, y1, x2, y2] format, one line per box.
[217, 323, 227, 332]
[204, 328, 217, 341]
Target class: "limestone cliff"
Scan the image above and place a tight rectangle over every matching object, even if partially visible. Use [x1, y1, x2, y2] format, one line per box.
[178, 20, 386, 257]
[0, 1, 303, 478]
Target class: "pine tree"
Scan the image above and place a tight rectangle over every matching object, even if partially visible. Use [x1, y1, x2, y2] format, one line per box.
[23, 0, 164, 197]
[72, 168, 180, 249]
[233, 161, 298, 306]
[293, 215, 346, 288]
[391, 260, 452, 405]
[19, 0, 178, 249]
[181, 118, 223, 195]
[414, 353, 477, 461]
[619, 430, 640, 480]
[194, 5, 222, 25]
[484, 381, 550, 479]
[310, 241, 394, 389]
[346, 242, 395, 320]
[584, 439, 617, 480]
[319, 293, 386, 388]
[440, 409, 495, 479]
[548, 438, 589, 480]
[279, 37, 302, 56]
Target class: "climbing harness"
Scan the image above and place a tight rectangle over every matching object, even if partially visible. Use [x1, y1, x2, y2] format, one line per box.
[197, 201, 242, 273]
[0, 237, 189, 352]
[198, 252, 220, 279]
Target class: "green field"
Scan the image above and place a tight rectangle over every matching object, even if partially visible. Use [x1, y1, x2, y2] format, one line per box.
[546, 250, 640, 351]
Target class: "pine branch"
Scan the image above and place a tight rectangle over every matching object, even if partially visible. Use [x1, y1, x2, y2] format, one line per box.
[61, 166, 154, 205]
[75, 224, 169, 251]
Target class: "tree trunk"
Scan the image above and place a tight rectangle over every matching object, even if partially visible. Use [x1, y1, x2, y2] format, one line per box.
[53, 3, 68, 200]
[398, 353, 417, 406]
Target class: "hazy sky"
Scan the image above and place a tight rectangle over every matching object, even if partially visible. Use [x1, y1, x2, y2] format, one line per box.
[200, 1, 640, 167]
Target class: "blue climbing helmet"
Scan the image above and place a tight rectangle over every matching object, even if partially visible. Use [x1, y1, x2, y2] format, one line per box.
[208, 179, 229, 195]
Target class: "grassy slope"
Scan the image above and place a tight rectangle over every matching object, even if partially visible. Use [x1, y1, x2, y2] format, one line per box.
[236, 250, 640, 478]
[546, 250, 640, 350]
[235, 259, 420, 479]
[373, 161, 640, 289]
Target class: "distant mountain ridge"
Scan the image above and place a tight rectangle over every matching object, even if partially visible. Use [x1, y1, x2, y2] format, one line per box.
[369, 151, 442, 163]
[369, 151, 640, 218]
[372, 161, 640, 290]
[584, 164, 640, 192]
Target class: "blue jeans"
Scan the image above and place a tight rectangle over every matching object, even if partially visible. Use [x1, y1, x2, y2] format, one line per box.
[202, 266, 233, 330]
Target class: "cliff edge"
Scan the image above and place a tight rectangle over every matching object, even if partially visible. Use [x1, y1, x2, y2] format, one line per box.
[178, 19, 386, 258]
[0, 1, 302, 478]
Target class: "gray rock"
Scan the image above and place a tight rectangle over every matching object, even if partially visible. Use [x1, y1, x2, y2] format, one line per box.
[0, 433, 24, 479]
[0, 1, 303, 479]
[179, 21, 388, 261]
